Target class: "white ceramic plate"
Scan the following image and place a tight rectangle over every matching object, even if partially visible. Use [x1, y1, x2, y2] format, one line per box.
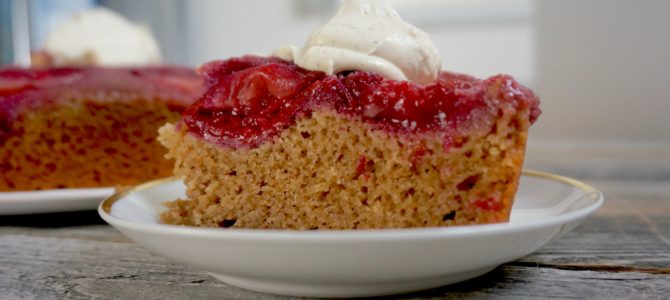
[0, 188, 114, 215]
[99, 170, 603, 298]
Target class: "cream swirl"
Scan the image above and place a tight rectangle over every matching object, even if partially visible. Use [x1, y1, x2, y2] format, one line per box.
[273, 0, 441, 85]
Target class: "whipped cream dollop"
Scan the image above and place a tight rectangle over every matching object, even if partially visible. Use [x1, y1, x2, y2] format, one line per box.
[43, 8, 162, 66]
[273, 0, 441, 85]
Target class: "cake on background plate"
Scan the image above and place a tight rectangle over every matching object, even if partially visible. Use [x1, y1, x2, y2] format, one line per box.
[158, 0, 541, 229]
[0, 8, 204, 191]
[0, 67, 202, 191]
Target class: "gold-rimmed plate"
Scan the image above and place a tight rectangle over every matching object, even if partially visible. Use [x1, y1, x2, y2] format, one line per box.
[98, 170, 603, 298]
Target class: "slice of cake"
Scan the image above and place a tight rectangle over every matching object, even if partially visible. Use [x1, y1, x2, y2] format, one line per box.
[158, 0, 541, 229]
[158, 56, 540, 229]
[0, 66, 202, 191]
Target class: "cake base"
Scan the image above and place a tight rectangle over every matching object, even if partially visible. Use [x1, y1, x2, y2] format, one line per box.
[159, 108, 529, 229]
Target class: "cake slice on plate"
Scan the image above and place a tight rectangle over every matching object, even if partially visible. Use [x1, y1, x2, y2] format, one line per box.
[158, 0, 540, 229]
[158, 56, 539, 229]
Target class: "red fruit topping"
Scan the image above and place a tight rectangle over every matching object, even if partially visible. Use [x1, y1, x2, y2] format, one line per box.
[410, 146, 429, 172]
[0, 66, 202, 144]
[183, 58, 325, 147]
[354, 155, 368, 180]
[182, 55, 540, 148]
[472, 198, 504, 211]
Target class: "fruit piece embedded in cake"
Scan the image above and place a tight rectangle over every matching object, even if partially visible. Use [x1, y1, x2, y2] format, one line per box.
[0, 66, 203, 191]
[158, 0, 541, 229]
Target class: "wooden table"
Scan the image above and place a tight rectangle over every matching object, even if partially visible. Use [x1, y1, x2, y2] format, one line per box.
[1, 173, 669, 299]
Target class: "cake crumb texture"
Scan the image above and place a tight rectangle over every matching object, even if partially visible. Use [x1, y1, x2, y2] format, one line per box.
[159, 107, 530, 229]
[0, 95, 183, 191]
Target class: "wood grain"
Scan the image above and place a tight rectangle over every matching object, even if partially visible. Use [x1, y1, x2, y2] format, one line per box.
[1, 178, 669, 299]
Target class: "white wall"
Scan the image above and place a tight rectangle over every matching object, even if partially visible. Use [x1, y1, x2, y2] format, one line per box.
[182, 0, 670, 148]
[184, 0, 534, 82]
[184, 0, 325, 66]
[532, 0, 670, 144]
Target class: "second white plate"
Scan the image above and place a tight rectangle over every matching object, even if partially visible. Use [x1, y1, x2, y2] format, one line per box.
[0, 187, 114, 215]
[99, 170, 603, 298]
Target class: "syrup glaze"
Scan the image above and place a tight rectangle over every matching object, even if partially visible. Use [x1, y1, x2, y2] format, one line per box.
[182, 56, 540, 149]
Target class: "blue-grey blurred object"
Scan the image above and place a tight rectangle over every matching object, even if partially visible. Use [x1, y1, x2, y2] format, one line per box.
[0, 0, 96, 66]
[0, 0, 13, 65]
[1, 0, 32, 66]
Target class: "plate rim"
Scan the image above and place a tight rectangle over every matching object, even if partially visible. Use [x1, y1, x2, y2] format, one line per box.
[0, 187, 115, 200]
[0, 186, 116, 215]
[98, 169, 604, 241]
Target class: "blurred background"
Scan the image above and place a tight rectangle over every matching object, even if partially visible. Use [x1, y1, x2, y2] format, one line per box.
[1, 0, 669, 177]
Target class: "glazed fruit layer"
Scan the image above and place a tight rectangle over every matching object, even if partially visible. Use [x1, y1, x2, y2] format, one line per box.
[1, 67, 200, 142]
[182, 55, 540, 148]
[0, 67, 202, 191]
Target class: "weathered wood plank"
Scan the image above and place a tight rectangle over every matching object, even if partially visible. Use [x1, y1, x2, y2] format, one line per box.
[0, 215, 668, 299]
[402, 266, 670, 299]
[1, 178, 668, 299]
[517, 216, 670, 270]
[586, 179, 670, 217]
[0, 233, 285, 300]
[1, 232, 669, 300]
